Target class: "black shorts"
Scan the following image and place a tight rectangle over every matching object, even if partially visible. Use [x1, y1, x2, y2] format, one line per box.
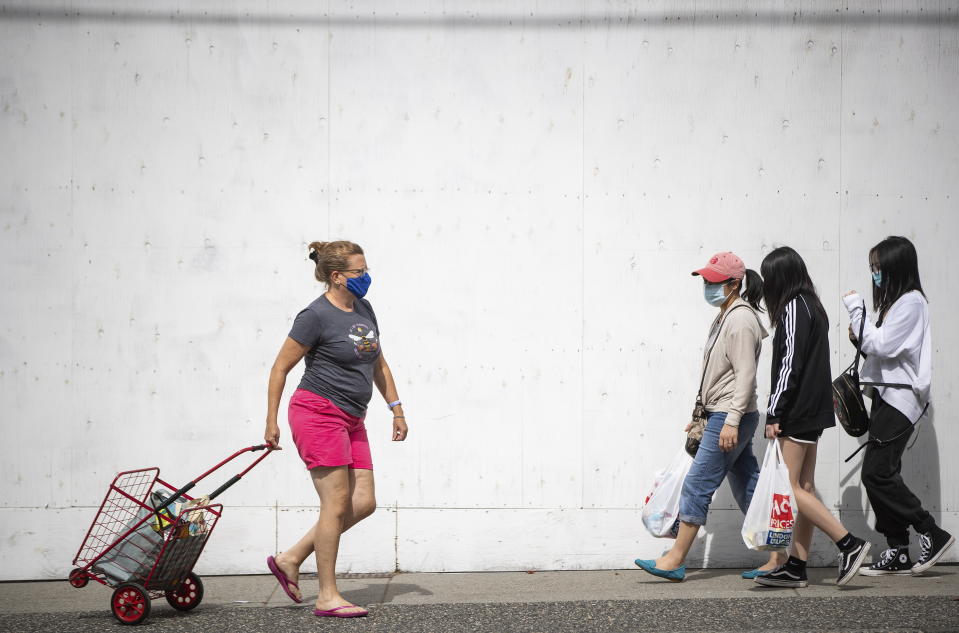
[781, 429, 823, 444]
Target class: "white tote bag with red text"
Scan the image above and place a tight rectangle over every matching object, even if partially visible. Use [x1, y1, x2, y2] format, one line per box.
[741, 439, 795, 551]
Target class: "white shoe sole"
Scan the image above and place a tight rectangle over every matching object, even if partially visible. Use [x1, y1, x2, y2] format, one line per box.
[837, 542, 871, 586]
[859, 567, 912, 576]
[911, 535, 956, 575]
[755, 577, 808, 588]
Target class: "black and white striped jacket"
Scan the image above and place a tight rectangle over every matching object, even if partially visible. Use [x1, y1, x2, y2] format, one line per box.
[766, 294, 836, 436]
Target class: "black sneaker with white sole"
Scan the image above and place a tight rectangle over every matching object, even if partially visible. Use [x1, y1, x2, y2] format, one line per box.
[836, 537, 871, 586]
[912, 528, 955, 575]
[860, 547, 912, 576]
[754, 565, 808, 588]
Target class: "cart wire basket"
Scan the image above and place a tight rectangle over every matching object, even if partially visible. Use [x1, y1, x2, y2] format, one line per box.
[68, 444, 275, 625]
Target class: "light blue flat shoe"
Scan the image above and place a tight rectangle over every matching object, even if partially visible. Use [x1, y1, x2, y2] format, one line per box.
[634, 558, 686, 582]
[741, 568, 772, 579]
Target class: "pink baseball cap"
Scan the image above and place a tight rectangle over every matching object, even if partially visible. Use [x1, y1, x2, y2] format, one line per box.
[692, 252, 745, 283]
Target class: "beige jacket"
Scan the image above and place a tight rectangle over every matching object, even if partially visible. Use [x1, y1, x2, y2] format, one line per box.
[699, 297, 768, 426]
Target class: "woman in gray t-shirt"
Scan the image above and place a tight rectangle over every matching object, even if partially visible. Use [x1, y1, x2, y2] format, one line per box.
[263, 240, 407, 619]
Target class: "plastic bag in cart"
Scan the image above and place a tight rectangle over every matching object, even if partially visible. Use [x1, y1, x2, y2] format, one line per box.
[741, 439, 795, 551]
[91, 489, 191, 585]
[91, 505, 164, 586]
[642, 448, 694, 538]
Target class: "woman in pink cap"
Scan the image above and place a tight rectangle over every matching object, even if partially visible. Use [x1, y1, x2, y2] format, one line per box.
[635, 252, 785, 581]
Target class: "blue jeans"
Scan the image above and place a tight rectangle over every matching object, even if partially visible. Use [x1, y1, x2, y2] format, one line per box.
[679, 411, 760, 526]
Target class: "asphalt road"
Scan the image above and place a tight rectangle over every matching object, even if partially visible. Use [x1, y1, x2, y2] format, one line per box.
[2, 567, 957, 632]
[2, 595, 958, 633]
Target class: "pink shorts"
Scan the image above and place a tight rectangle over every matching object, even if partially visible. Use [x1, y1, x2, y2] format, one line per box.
[288, 389, 373, 470]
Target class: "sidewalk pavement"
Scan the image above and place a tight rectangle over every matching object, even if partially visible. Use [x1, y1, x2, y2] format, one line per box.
[1, 566, 957, 632]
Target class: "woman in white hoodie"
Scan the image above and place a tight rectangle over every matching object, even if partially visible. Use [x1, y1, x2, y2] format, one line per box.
[843, 236, 954, 576]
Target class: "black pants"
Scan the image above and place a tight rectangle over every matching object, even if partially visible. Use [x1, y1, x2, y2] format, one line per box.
[861, 396, 935, 547]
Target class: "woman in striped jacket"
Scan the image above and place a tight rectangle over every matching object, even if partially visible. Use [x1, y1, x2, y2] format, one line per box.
[754, 246, 872, 588]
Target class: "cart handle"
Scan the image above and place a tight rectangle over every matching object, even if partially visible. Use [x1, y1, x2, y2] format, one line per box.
[156, 444, 276, 512]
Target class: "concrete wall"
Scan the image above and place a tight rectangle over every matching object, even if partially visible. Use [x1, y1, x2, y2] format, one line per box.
[1, 1, 957, 580]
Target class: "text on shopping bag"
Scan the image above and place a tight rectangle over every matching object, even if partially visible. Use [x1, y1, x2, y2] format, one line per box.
[764, 493, 794, 548]
[769, 493, 794, 530]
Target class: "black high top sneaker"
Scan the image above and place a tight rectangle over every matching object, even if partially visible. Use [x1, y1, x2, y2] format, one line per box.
[836, 535, 871, 586]
[912, 527, 955, 575]
[859, 547, 913, 576]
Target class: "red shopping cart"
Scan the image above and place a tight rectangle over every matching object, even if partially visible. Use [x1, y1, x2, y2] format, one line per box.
[67, 444, 275, 625]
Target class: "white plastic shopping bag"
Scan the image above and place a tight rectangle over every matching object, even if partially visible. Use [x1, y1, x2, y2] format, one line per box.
[642, 448, 694, 538]
[741, 439, 795, 551]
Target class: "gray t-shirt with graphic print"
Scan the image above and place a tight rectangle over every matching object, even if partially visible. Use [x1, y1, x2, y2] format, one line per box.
[288, 295, 381, 417]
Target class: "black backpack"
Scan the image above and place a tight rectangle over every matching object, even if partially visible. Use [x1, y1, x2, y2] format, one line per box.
[832, 302, 910, 438]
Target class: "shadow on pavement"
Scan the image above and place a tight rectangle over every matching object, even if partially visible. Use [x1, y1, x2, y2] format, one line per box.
[375, 582, 434, 603]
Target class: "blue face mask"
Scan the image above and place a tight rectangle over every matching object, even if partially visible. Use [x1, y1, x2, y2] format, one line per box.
[872, 271, 882, 288]
[346, 272, 372, 298]
[704, 283, 727, 307]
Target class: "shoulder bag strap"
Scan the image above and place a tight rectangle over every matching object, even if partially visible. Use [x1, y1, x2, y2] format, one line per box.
[695, 303, 753, 401]
[851, 300, 867, 372]
[844, 402, 931, 463]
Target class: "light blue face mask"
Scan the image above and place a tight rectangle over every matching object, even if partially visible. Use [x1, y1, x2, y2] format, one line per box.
[872, 271, 882, 288]
[704, 283, 728, 307]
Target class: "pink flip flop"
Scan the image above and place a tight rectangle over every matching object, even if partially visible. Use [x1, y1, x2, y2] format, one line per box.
[266, 556, 303, 603]
[314, 606, 369, 618]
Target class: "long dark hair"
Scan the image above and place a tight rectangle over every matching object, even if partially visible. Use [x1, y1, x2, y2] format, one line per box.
[870, 236, 925, 324]
[760, 246, 827, 327]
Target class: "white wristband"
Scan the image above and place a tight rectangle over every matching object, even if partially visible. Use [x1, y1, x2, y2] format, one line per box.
[388, 400, 402, 410]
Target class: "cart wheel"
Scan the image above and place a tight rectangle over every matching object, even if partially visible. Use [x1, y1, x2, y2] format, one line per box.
[111, 582, 151, 625]
[165, 572, 204, 611]
[68, 568, 88, 588]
